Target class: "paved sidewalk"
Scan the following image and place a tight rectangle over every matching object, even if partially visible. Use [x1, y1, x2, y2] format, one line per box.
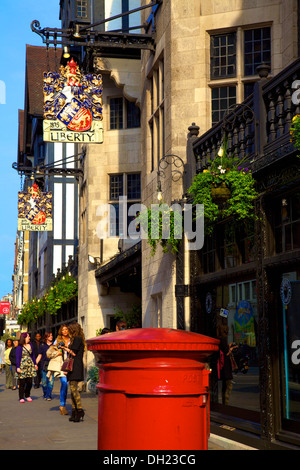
[0, 370, 98, 450]
[0, 370, 245, 451]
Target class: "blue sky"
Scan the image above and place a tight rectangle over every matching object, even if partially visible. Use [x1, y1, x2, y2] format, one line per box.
[0, 0, 61, 299]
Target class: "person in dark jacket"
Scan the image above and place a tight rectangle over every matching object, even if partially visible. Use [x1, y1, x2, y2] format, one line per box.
[32, 332, 42, 388]
[9, 339, 19, 390]
[36, 332, 54, 400]
[217, 320, 237, 405]
[62, 322, 86, 422]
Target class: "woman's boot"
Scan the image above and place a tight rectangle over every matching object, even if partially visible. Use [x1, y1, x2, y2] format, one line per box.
[60, 406, 69, 415]
[73, 408, 85, 422]
[69, 408, 76, 421]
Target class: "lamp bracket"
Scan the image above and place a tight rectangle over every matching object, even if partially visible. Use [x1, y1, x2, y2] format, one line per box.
[157, 154, 185, 182]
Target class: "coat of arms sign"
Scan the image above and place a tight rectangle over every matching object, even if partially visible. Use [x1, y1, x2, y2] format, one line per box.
[43, 58, 103, 143]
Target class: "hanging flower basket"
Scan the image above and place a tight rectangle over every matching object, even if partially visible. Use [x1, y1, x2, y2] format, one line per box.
[290, 114, 300, 152]
[211, 181, 231, 204]
[188, 147, 258, 235]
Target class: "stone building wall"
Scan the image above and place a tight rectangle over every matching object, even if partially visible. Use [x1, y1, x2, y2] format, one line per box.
[140, 0, 299, 329]
[78, 58, 142, 343]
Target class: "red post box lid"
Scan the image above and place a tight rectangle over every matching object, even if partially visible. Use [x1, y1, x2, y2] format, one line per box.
[87, 328, 219, 353]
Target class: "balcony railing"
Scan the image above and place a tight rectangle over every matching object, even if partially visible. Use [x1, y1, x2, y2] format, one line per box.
[193, 58, 300, 173]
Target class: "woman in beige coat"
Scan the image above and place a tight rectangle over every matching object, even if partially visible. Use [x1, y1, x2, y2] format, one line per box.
[50, 324, 71, 415]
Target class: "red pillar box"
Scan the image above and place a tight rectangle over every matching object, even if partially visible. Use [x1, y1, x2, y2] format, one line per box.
[86, 328, 219, 451]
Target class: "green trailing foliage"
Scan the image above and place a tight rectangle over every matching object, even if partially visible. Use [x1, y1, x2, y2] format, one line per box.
[290, 114, 300, 155]
[137, 204, 183, 255]
[17, 273, 78, 326]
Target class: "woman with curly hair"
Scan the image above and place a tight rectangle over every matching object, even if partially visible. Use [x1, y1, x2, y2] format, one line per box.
[61, 322, 86, 422]
[53, 324, 71, 415]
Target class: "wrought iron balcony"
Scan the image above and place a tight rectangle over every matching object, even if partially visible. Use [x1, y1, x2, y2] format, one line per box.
[193, 58, 300, 174]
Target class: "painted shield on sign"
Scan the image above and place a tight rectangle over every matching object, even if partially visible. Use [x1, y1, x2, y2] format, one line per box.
[57, 97, 92, 132]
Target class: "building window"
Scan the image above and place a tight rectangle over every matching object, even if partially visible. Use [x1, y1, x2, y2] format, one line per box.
[110, 98, 124, 130]
[109, 173, 141, 237]
[228, 280, 257, 306]
[105, 0, 141, 33]
[244, 82, 255, 99]
[127, 173, 141, 200]
[148, 58, 165, 172]
[76, 0, 87, 18]
[109, 174, 123, 200]
[211, 86, 236, 126]
[244, 27, 271, 76]
[209, 26, 271, 125]
[43, 248, 47, 289]
[202, 235, 215, 274]
[274, 195, 300, 253]
[210, 33, 236, 79]
[110, 98, 140, 130]
[127, 100, 141, 129]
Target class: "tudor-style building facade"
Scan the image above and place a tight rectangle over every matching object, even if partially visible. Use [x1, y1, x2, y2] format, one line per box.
[15, 45, 79, 335]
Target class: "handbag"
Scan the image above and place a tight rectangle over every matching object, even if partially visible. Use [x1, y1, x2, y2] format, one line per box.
[61, 354, 74, 372]
[229, 353, 238, 373]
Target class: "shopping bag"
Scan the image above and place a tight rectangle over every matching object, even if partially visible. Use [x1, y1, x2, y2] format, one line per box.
[61, 355, 74, 372]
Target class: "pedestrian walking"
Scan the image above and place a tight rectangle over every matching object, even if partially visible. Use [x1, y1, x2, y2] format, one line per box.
[0, 340, 5, 373]
[62, 322, 86, 422]
[217, 320, 237, 406]
[36, 332, 54, 401]
[15, 332, 38, 403]
[32, 332, 42, 389]
[4, 338, 14, 389]
[53, 324, 71, 416]
[9, 339, 19, 390]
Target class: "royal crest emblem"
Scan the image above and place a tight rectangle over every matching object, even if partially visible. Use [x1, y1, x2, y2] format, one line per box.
[43, 58, 103, 143]
[18, 183, 53, 231]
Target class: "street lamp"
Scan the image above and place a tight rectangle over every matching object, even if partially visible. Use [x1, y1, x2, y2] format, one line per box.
[157, 180, 163, 201]
[63, 46, 70, 58]
[73, 24, 81, 39]
[88, 255, 100, 268]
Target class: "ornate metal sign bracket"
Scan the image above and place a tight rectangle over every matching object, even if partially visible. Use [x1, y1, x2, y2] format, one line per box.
[31, 1, 162, 52]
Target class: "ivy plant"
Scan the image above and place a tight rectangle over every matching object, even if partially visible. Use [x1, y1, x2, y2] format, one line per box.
[137, 204, 183, 255]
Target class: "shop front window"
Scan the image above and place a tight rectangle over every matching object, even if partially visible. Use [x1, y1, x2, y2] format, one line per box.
[280, 277, 300, 431]
[211, 280, 260, 416]
[275, 195, 300, 253]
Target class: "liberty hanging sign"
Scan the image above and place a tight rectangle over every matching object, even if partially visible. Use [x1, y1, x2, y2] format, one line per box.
[18, 183, 53, 231]
[43, 58, 103, 143]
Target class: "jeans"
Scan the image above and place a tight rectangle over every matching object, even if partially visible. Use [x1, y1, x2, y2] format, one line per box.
[60, 376, 68, 406]
[41, 369, 54, 399]
[34, 363, 42, 388]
